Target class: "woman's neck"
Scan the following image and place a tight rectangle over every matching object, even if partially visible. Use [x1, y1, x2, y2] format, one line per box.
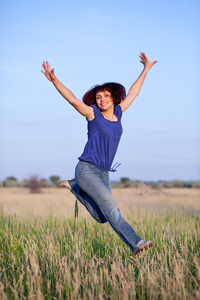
[101, 106, 117, 122]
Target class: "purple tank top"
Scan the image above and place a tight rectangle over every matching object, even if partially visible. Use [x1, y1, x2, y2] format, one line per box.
[78, 104, 123, 171]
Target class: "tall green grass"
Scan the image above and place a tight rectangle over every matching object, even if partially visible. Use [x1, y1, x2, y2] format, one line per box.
[0, 211, 199, 299]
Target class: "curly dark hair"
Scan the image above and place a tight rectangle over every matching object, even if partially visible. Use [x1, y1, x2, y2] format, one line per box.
[82, 82, 126, 106]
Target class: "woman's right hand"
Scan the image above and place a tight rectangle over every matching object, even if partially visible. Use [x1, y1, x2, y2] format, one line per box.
[41, 61, 56, 82]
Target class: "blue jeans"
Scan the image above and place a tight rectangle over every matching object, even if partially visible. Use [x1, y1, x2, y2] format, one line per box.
[71, 160, 143, 253]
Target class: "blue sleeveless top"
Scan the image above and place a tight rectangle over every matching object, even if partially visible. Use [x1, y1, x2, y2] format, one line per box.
[78, 104, 123, 171]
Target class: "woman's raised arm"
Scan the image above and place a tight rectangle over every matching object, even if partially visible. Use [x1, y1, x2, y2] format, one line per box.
[41, 61, 94, 120]
[119, 53, 157, 112]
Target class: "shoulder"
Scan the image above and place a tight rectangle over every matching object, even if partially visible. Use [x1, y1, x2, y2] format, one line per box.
[87, 104, 99, 121]
[114, 105, 122, 119]
[91, 104, 101, 116]
[90, 104, 99, 111]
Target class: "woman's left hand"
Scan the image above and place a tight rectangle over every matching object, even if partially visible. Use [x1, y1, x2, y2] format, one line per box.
[139, 52, 157, 71]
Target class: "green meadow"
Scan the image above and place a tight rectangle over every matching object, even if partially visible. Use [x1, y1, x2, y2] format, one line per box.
[0, 187, 200, 299]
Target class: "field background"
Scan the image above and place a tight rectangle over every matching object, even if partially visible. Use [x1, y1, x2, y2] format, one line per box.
[0, 187, 200, 299]
[1, 187, 200, 219]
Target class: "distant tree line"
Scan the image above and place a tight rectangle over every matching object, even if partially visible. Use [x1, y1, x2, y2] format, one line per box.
[112, 178, 200, 189]
[0, 175, 61, 192]
[1, 176, 200, 192]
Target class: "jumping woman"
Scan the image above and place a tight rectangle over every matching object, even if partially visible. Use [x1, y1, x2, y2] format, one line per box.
[41, 52, 157, 255]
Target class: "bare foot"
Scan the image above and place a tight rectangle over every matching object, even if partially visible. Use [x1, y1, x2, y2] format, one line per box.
[134, 241, 153, 256]
[58, 179, 76, 189]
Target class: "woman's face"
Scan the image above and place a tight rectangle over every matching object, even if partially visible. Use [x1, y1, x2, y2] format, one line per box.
[96, 90, 114, 111]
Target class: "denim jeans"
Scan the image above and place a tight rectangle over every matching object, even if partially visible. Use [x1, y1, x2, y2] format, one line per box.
[71, 160, 143, 253]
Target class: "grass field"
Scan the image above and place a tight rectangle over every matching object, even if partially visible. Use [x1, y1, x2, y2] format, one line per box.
[0, 187, 200, 299]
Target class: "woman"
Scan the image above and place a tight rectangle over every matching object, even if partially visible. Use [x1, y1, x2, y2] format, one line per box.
[41, 52, 157, 255]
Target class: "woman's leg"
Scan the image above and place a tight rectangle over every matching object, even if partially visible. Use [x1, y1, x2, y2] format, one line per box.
[71, 183, 107, 223]
[59, 176, 107, 223]
[74, 161, 144, 253]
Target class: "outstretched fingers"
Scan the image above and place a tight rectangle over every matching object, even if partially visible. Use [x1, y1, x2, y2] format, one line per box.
[139, 52, 157, 69]
[139, 52, 146, 64]
[41, 61, 47, 73]
[139, 52, 146, 59]
[42, 61, 50, 71]
[42, 61, 46, 69]
[41, 61, 54, 81]
[46, 61, 51, 70]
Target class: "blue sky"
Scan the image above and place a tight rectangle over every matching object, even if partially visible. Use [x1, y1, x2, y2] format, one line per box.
[0, 0, 199, 182]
